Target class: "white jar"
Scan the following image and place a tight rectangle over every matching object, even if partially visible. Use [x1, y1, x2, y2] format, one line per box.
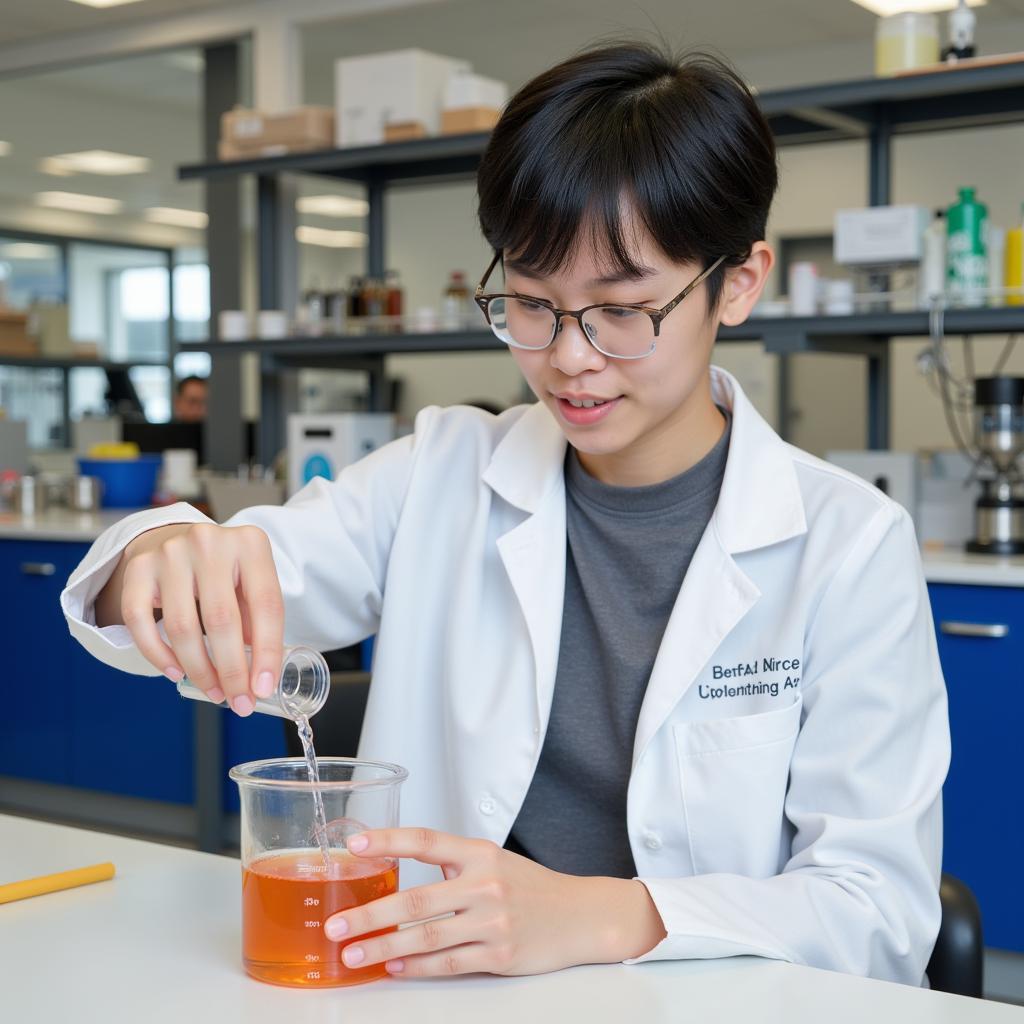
[875, 13, 940, 77]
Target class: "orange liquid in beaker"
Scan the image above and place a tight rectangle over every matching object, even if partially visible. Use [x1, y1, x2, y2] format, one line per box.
[242, 850, 399, 987]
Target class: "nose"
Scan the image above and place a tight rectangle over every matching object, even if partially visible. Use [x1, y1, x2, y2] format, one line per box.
[549, 314, 606, 375]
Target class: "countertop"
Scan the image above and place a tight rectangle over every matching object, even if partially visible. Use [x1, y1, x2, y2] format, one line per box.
[0, 507, 140, 542]
[2, 508, 1024, 588]
[2, 814, 1019, 1024]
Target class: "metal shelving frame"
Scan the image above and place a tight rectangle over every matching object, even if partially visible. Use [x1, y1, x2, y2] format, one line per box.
[180, 58, 1024, 460]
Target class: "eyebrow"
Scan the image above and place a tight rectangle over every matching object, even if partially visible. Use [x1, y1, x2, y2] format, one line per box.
[502, 257, 660, 288]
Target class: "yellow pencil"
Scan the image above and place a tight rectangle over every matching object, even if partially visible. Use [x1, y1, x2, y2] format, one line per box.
[0, 862, 115, 905]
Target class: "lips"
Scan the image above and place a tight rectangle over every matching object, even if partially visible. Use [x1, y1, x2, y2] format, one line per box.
[553, 394, 622, 426]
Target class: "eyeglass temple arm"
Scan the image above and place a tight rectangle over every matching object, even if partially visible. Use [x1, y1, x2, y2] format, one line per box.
[475, 250, 503, 298]
[659, 255, 729, 318]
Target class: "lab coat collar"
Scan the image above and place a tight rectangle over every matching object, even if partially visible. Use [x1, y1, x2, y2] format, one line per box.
[708, 366, 808, 554]
[482, 367, 807, 555]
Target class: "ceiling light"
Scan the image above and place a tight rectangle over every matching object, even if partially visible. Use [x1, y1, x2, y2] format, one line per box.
[296, 195, 370, 218]
[68, 0, 148, 8]
[144, 207, 208, 229]
[0, 142, 10, 156]
[850, 0, 985, 15]
[40, 150, 150, 176]
[36, 191, 123, 215]
[296, 226, 367, 248]
[0, 243, 55, 261]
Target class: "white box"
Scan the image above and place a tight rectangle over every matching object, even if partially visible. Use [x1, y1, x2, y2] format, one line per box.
[833, 205, 930, 266]
[443, 69, 508, 111]
[826, 450, 920, 524]
[287, 413, 394, 496]
[335, 49, 471, 147]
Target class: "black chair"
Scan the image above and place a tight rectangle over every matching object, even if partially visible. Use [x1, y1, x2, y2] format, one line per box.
[927, 873, 984, 998]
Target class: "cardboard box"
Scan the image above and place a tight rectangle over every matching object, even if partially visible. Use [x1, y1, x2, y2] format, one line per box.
[441, 107, 502, 134]
[0, 312, 36, 355]
[384, 121, 428, 142]
[335, 49, 470, 147]
[444, 70, 508, 111]
[221, 105, 334, 149]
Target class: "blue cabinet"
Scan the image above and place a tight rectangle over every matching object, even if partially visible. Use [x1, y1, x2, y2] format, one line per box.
[929, 582, 1024, 953]
[0, 538, 193, 804]
[0, 535, 288, 812]
[0, 540, 82, 785]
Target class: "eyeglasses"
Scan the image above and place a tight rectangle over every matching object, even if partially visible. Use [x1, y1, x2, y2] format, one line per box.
[474, 251, 727, 360]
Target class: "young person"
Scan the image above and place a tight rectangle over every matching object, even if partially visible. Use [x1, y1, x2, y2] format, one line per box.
[62, 42, 949, 985]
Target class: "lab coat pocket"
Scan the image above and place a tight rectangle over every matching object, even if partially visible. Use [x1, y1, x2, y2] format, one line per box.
[673, 695, 803, 879]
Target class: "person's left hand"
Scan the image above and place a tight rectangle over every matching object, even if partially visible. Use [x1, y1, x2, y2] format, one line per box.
[323, 828, 666, 978]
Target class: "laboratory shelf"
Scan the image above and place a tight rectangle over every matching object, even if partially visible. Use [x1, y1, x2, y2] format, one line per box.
[178, 59, 1024, 185]
[175, 306, 1024, 364]
[0, 355, 167, 370]
[182, 55, 1024, 461]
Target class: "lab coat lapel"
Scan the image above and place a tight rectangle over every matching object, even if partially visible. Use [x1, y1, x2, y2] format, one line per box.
[632, 528, 760, 764]
[484, 404, 568, 730]
[632, 367, 808, 763]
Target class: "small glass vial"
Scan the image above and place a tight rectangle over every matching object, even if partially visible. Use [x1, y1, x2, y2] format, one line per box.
[176, 646, 330, 719]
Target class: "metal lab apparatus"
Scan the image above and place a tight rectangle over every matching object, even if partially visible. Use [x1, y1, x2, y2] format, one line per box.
[287, 413, 394, 497]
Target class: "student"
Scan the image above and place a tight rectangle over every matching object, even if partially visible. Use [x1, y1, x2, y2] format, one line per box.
[62, 42, 949, 986]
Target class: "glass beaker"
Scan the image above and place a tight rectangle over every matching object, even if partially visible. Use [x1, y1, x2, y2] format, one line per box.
[229, 757, 408, 988]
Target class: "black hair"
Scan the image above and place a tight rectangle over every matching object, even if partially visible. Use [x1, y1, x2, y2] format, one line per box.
[176, 374, 207, 395]
[476, 41, 777, 317]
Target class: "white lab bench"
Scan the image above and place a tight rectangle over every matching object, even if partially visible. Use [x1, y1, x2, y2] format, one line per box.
[2, 814, 1021, 1024]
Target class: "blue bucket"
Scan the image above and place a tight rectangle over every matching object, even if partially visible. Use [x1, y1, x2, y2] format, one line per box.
[77, 455, 163, 509]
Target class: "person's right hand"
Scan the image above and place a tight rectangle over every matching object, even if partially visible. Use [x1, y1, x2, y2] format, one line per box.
[96, 522, 285, 716]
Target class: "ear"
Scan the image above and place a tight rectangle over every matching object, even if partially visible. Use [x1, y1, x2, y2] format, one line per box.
[717, 242, 774, 327]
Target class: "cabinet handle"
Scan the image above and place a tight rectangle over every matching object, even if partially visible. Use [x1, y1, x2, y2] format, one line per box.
[939, 620, 1009, 639]
[20, 562, 56, 577]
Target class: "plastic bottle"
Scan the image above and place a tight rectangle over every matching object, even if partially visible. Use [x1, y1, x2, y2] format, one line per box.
[919, 208, 946, 308]
[1004, 204, 1024, 308]
[441, 271, 470, 330]
[176, 646, 330, 719]
[947, 187, 988, 308]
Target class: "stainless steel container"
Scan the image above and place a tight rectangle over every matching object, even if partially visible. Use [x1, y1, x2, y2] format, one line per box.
[68, 475, 103, 512]
[13, 476, 46, 516]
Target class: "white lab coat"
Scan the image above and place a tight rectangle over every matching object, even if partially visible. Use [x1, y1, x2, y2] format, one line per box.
[62, 367, 950, 985]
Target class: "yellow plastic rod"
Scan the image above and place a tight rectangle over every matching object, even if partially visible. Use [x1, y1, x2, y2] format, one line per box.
[0, 862, 115, 905]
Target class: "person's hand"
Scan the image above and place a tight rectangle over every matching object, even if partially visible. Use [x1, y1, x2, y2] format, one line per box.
[323, 828, 666, 977]
[97, 522, 284, 716]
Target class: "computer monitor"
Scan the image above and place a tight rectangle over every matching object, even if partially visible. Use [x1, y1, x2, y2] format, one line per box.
[122, 421, 205, 464]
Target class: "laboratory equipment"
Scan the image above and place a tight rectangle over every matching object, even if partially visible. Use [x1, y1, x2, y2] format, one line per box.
[943, 0, 977, 62]
[230, 756, 408, 987]
[286, 412, 394, 497]
[177, 646, 330, 719]
[875, 12, 940, 76]
[967, 377, 1024, 555]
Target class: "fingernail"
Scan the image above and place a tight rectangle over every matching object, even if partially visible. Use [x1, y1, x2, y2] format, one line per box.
[347, 834, 369, 853]
[164, 666, 184, 683]
[253, 671, 275, 698]
[386, 960, 405, 974]
[231, 694, 255, 717]
[206, 686, 225, 704]
[342, 946, 365, 967]
[324, 918, 348, 941]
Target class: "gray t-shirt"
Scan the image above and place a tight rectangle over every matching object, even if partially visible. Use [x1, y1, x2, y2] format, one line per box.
[505, 413, 732, 877]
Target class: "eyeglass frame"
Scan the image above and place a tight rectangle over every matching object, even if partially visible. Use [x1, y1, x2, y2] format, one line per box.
[473, 250, 728, 360]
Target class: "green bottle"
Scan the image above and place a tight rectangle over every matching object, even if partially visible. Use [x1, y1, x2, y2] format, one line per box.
[947, 187, 988, 307]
